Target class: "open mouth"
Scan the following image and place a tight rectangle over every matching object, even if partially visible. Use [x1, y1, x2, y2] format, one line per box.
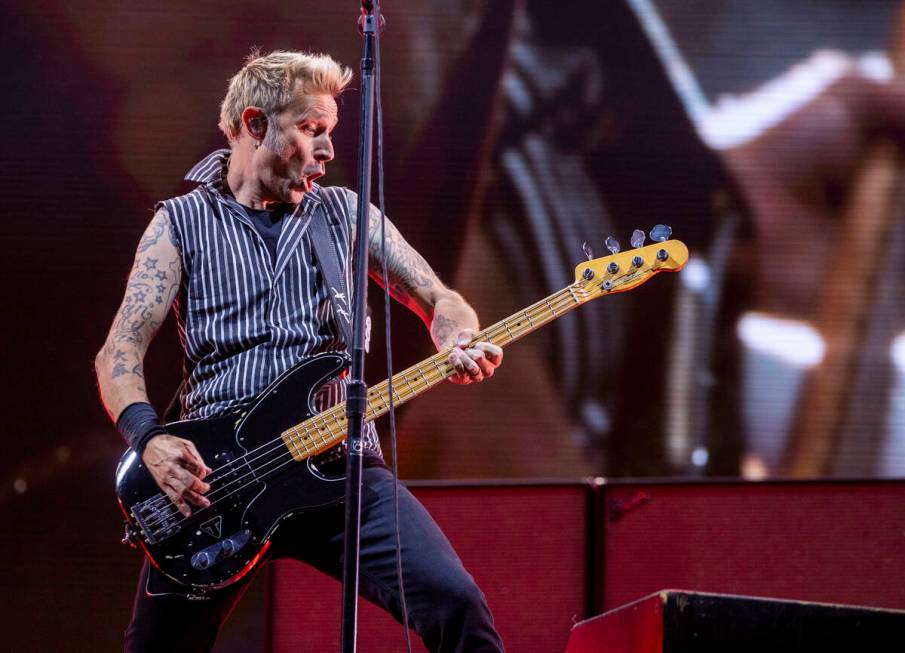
[296, 170, 324, 193]
[292, 177, 312, 193]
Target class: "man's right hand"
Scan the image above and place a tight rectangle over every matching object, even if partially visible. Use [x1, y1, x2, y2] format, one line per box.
[141, 434, 213, 517]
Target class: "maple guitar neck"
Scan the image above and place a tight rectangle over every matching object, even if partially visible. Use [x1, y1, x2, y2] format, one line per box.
[367, 284, 582, 414]
[280, 239, 689, 461]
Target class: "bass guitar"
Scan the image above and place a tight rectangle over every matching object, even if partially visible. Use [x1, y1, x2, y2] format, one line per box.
[115, 236, 688, 590]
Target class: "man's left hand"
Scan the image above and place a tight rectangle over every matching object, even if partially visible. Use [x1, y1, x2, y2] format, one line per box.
[447, 329, 503, 385]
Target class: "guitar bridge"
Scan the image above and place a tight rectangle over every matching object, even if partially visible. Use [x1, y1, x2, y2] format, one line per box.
[132, 494, 182, 545]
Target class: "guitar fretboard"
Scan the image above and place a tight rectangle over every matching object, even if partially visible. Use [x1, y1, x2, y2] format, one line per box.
[279, 282, 589, 461]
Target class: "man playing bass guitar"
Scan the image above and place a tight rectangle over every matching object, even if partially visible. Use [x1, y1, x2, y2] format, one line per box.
[95, 50, 505, 653]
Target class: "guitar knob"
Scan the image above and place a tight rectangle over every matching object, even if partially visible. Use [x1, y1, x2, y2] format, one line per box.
[657, 248, 669, 261]
[607, 262, 619, 274]
[632, 255, 644, 268]
[191, 551, 213, 570]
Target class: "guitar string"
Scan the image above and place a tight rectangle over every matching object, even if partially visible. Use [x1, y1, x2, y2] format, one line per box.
[139, 281, 584, 509]
[138, 259, 664, 532]
[151, 274, 605, 500]
[141, 244, 669, 513]
[138, 288, 585, 530]
[141, 331, 466, 517]
[140, 260, 667, 535]
[149, 283, 579, 497]
[143, 247, 682, 534]
[143, 247, 684, 531]
[140, 254, 678, 538]
[137, 287, 589, 532]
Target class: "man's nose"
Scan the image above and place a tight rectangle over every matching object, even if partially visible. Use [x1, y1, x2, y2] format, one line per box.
[315, 134, 334, 162]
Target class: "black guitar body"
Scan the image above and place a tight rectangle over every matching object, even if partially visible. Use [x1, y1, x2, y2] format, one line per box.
[115, 353, 350, 591]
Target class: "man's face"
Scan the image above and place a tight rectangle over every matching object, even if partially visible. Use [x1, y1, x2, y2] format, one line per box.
[255, 90, 338, 205]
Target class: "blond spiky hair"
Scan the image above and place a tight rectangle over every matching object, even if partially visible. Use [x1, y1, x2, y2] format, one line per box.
[219, 49, 353, 141]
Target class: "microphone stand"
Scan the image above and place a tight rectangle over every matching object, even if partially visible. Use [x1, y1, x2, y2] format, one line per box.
[342, 2, 380, 651]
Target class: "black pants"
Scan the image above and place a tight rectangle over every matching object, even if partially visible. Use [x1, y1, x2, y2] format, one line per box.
[124, 461, 505, 652]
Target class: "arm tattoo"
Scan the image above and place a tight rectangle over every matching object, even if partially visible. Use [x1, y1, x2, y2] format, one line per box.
[110, 348, 130, 378]
[136, 216, 164, 253]
[367, 211, 434, 299]
[431, 314, 460, 348]
[103, 212, 180, 380]
[136, 208, 180, 253]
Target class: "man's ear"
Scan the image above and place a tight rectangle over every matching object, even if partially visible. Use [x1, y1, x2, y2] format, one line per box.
[241, 107, 269, 140]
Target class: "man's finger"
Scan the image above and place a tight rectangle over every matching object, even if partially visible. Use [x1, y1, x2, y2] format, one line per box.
[189, 476, 211, 495]
[167, 465, 209, 502]
[455, 328, 475, 348]
[458, 350, 482, 375]
[184, 489, 211, 509]
[167, 464, 196, 489]
[448, 349, 474, 374]
[181, 440, 212, 478]
[474, 342, 503, 363]
[166, 488, 191, 517]
[472, 354, 496, 377]
[181, 457, 211, 480]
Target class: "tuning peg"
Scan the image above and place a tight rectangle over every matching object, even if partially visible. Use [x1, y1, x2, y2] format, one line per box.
[649, 224, 672, 242]
[605, 235, 621, 254]
[630, 229, 646, 249]
[582, 241, 595, 261]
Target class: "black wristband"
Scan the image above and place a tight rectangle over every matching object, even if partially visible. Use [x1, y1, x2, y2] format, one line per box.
[116, 402, 166, 455]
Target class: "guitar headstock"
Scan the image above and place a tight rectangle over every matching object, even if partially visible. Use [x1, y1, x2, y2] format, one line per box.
[572, 239, 688, 301]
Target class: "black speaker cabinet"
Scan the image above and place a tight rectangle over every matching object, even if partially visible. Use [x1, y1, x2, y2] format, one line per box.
[567, 590, 905, 653]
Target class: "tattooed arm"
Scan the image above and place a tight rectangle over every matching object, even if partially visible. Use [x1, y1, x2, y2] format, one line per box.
[95, 208, 182, 418]
[361, 203, 503, 384]
[96, 209, 210, 514]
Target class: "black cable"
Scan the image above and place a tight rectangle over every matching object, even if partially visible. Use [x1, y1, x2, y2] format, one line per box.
[373, 3, 413, 651]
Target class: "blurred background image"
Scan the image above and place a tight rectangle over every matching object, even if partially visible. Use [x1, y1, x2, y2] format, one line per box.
[2, 0, 904, 649]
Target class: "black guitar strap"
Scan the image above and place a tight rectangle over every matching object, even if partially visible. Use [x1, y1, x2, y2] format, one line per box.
[309, 203, 354, 348]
